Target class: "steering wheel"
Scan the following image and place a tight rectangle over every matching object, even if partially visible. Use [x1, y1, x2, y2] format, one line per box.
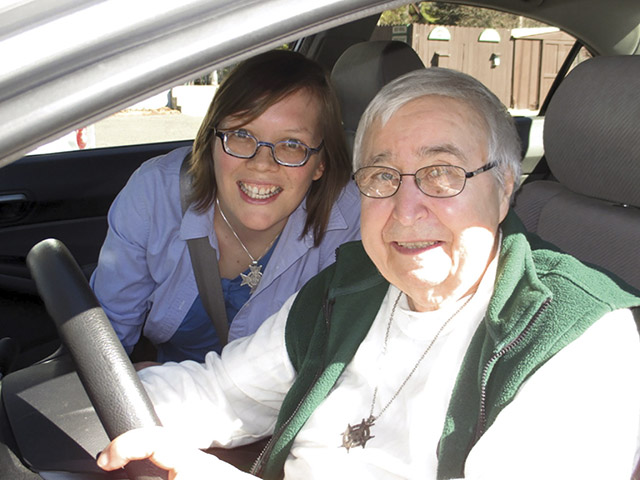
[26, 238, 167, 480]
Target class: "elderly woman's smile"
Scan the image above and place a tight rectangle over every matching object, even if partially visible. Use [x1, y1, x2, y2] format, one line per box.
[393, 240, 440, 250]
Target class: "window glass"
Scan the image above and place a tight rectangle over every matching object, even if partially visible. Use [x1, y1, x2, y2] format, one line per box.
[374, 2, 591, 169]
[28, 6, 592, 158]
[28, 68, 231, 155]
[375, 2, 591, 115]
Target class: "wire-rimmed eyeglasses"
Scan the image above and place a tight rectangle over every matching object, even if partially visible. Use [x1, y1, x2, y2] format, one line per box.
[353, 162, 496, 198]
[215, 129, 324, 167]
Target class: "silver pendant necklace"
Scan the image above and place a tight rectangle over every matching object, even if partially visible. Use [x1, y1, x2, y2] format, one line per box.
[341, 291, 473, 451]
[216, 198, 277, 294]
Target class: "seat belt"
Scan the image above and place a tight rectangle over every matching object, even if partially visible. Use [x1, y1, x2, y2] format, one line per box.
[179, 154, 229, 346]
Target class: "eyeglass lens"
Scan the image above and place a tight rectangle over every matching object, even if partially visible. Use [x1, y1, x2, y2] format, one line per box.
[354, 165, 467, 198]
[223, 131, 309, 165]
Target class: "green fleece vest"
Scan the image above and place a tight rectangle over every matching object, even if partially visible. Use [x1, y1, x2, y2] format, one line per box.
[251, 211, 640, 479]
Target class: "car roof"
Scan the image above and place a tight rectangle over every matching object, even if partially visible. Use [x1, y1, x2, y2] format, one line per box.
[0, 0, 638, 168]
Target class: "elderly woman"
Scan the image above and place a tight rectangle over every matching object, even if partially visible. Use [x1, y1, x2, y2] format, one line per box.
[98, 68, 640, 479]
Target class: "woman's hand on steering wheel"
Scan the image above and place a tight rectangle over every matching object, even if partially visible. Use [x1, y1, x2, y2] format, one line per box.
[97, 426, 253, 479]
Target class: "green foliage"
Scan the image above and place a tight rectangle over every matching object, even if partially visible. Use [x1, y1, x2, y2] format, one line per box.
[379, 3, 435, 25]
[379, 2, 546, 28]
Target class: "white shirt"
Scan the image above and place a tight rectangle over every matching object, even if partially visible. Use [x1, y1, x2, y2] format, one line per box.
[139, 255, 640, 479]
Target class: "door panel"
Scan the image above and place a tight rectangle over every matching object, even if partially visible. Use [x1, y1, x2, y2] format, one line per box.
[0, 140, 191, 369]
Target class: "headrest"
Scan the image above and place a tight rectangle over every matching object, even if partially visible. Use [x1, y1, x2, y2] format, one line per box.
[331, 41, 425, 153]
[544, 56, 640, 207]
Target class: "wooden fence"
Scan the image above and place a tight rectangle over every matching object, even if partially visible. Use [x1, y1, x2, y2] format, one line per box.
[372, 25, 577, 111]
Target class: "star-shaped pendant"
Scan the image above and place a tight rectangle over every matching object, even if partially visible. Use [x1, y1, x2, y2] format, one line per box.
[240, 262, 263, 294]
[341, 417, 375, 451]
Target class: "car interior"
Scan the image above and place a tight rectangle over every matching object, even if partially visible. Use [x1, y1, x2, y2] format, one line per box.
[0, 1, 639, 478]
[0, 3, 630, 373]
[513, 55, 640, 293]
[330, 40, 426, 156]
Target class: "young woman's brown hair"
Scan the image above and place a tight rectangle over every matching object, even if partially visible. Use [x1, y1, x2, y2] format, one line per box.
[189, 50, 350, 246]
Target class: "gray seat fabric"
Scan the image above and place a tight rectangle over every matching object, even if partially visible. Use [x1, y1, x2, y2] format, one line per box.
[514, 55, 640, 291]
[331, 40, 425, 156]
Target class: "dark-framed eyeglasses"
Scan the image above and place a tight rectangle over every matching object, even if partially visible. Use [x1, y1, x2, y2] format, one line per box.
[214, 129, 324, 167]
[353, 162, 496, 198]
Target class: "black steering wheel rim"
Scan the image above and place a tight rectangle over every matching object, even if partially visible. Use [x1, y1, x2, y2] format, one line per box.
[26, 238, 167, 480]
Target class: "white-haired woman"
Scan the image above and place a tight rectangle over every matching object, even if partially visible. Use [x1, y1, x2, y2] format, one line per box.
[97, 68, 640, 479]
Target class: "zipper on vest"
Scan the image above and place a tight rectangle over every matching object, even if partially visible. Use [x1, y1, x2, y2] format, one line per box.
[476, 298, 551, 439]
[250, 296, 334, 477]
[323, 296, 335, 330]
[250, 434, 275, 477]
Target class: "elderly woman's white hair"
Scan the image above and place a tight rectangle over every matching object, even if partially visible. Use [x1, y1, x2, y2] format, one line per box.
[352, 67, 522, 196]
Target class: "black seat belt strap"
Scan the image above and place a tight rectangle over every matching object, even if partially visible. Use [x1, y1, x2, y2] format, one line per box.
[179, 154, 229, 346]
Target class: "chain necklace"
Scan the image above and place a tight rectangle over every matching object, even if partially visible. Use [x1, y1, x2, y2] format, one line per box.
[341, 291, 473, 451]
[216, 198, 278, 294]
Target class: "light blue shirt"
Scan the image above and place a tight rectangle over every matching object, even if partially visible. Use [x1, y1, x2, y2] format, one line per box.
[90, 147, 361, 356]
[156, 239, 278, 362]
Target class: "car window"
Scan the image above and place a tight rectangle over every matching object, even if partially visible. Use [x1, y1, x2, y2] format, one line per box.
[372, 3, 591, 173]
[27, 72, 219, 155]
[27, 4, 591, 162]
[376, 3, 590, 108]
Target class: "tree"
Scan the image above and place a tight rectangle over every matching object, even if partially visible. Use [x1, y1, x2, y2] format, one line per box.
[379, 3, 432, 25]
[379, 2, 546, 28]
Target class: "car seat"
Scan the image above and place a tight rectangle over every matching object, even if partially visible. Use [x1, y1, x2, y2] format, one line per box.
[331, 40, 425, 157]
[512, 54, 640, 480]
[513, 55, 640, 292]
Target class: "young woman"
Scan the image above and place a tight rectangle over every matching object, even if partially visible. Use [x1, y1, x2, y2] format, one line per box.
[90, 50, 360, 362]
